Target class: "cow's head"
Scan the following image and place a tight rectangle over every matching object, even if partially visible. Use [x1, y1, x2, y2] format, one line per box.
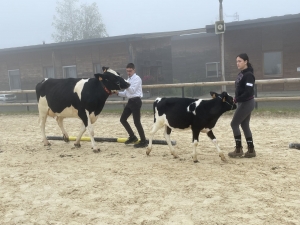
[210, 91, 237, 111]
[94, 67, 130, 90]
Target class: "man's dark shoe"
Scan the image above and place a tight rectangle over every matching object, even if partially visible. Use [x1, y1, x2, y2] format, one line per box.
[134, 140, 148, 148]
[125, 135, 138, 145]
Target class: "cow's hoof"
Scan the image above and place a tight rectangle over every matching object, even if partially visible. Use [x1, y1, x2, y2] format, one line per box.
[74, 143, 81, 148]
[93, 149, 100, 153]
[63, 135, 69, 143]
[193, 160, 199, 163]
[219, 153, 227, 162]
[44, 142, 51, 146]
[146, 149, 151, 155]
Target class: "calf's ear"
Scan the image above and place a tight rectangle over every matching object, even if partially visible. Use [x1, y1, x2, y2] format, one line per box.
[210, 91, 217, 98]
[94, 73, 103, 81]
[102, 67, 109, 72]
[220, 92, 228, 101]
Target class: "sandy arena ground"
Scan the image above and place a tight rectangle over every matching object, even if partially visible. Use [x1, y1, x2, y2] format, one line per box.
[0, 111, 300, 225]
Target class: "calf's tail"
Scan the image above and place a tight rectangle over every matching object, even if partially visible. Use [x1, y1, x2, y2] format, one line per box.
[153, 99, 159, 123]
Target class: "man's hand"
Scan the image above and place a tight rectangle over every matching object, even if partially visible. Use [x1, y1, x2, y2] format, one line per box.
[111, 90, 119, 94]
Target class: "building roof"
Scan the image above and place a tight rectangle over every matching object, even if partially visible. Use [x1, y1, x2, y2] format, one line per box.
[171, 32, 216, 41]
[0, 28, 206, 54]
[206, 13, 300, 33]
[2, 13, 299, 54]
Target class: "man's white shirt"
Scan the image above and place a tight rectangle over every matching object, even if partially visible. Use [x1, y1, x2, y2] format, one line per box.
[118, 73, 143, 98]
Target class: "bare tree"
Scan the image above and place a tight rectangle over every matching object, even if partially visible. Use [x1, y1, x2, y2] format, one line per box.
[78, 3, 108, 39]
[52, 0, 108, 42]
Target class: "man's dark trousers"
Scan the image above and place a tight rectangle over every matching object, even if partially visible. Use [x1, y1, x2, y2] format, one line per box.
[120, 97, 146, 141]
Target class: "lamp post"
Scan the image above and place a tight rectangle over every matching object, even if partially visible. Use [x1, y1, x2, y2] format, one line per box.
[219, 0, 226, 91]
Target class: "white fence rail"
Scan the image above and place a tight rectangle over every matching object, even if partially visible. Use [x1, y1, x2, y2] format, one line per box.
[1, 78, 300, 94]
[0, 78, 300, 107]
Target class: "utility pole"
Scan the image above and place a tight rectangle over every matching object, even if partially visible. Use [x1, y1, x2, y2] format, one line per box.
[219, 0, 226, 92]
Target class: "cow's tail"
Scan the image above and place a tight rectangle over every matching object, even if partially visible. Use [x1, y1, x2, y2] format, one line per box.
[153, 98, 161, 123]
[35, 80, 43, 102]
[35, 78, 48, 102]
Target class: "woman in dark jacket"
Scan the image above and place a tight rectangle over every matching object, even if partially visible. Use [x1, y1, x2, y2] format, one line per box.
[228, 53, 256, 158]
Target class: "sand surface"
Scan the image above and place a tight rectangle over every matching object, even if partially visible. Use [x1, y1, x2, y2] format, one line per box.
[0, 112, 300, 225]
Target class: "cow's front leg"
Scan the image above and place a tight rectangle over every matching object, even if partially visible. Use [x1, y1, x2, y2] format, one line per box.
[163, 126, 178, 158]
[206, 130, 226, 161]
[82, 110, 100, 153]
[74, 123, 86, 148]
[56, 116, 69, 142]
[192, 128, 201, 163]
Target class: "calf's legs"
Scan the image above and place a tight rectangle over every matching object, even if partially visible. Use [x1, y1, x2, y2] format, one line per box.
[164, 126, 178, 158]
[146, 121, 164, 155]
[192, 129, 201, 163]
[205, 130, 226, 161]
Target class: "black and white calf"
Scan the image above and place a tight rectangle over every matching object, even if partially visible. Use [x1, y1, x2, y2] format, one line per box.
[146, 92, 237, 162]
[36, 67, 130, 152]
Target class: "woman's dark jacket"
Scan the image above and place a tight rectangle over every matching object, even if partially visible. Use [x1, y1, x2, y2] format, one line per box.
[235, 67, 255, 102]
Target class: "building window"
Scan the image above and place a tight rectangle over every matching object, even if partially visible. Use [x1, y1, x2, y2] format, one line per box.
[43, 66, 55, 78]
[63, 65, 77, 78]
[264, 52, 282, 77]
[8, 69, 21, 90]
[206, 62, 219, 78]
[93, 63, 102, 73]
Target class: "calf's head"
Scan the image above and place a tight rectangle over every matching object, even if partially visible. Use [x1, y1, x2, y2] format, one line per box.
[94, 67, 130, 90]
[210, 91, 237, 111]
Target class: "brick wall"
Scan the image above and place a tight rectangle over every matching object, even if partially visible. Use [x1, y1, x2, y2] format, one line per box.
[134, 37, 173, 84]
[224, 22, 300, 91]
[171, 34, 220, 83]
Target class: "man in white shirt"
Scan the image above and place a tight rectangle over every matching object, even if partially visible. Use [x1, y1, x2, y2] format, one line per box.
[113, 63, 147, 148]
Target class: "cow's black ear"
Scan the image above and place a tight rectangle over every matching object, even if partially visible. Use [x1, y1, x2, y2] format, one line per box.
[102, 67, 109, 72]
[221, 91, 228, 96]
[94, 73, 104, 80]
[210, 91, 217, 98]
[220, 91, 228, 99]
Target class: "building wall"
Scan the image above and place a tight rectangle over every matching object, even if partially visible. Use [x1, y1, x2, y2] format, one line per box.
[1, 20, 299, 96]
[224, 22, 300, 91]
[0, 43, 130, 92]
[0, 38, 173, 98]
[133, 37, 173, 84]
[171, 34, 220, 83]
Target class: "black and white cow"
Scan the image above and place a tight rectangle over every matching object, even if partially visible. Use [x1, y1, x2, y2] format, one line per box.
[36, 67, 130, 152]
[146, 92, 237, 162]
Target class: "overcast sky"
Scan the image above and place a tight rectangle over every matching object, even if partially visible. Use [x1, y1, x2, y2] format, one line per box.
[0, 0, 299, 49]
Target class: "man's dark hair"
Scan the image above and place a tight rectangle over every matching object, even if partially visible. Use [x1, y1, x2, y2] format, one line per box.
[126, 63, 135, 70]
